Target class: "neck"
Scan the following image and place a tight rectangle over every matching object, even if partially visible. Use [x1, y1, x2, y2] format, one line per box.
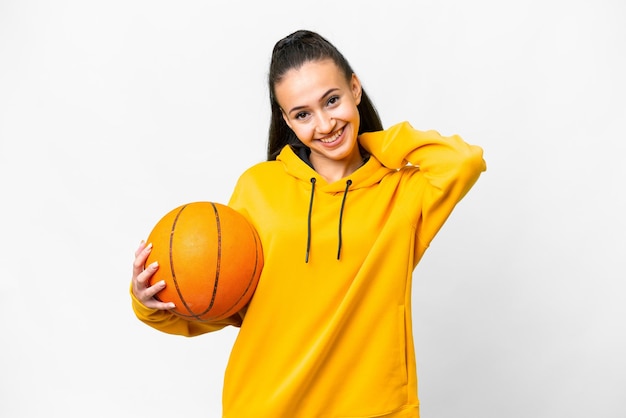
[310, 151, 365, 183]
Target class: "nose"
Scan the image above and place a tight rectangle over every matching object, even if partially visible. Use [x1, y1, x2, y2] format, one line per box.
[316, 111, 335, 134]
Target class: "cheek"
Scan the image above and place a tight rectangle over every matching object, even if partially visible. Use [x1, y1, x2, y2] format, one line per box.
[290, 123, 313, 142]
[338, 104, 361, 127]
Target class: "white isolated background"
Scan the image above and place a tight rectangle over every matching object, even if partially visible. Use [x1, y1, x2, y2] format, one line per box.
[1, 0, 624, 417]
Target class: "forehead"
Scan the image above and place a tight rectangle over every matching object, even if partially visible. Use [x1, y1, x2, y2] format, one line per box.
[274, 59, 348, 106]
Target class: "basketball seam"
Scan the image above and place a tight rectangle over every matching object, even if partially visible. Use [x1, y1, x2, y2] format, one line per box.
[210, 221, 261, 321]
[203, 202, 221, 315]
[169, 203, 204, 321]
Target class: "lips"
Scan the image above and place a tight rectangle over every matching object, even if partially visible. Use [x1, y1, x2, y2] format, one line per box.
[319, 128, 343, 144]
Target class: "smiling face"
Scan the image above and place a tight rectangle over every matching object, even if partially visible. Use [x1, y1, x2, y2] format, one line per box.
[274, 59, 363, 181]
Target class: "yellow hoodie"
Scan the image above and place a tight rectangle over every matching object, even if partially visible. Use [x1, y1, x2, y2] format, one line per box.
[131, 122, 486, 417]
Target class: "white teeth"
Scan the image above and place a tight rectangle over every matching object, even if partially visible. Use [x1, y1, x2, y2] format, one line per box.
[320, 129, 342, 143]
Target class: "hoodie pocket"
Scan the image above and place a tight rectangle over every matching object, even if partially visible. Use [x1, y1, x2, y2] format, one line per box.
[397, 305, 409, 386]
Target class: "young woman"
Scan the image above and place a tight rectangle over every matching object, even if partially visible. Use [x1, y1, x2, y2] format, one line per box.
[131, 30, 486, 417]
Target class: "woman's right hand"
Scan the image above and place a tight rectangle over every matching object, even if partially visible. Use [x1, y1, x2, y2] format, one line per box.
[131, 241, 176, 310]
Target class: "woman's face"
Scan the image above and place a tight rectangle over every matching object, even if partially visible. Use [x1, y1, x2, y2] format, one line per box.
[275, 59, 363, 177]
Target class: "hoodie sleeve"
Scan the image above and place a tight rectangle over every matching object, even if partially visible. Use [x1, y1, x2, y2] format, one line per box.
[130, 287, 243, 337]
[359, 121, 486, 260]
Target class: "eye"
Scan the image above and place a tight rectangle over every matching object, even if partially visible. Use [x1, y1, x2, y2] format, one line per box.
[327, 95, 340, 106]
[295, 111, 310, 120]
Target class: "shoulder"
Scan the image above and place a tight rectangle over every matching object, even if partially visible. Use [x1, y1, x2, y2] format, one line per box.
[236, 160, 282, 185]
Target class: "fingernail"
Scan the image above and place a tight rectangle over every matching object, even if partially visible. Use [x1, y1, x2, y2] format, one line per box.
[145, 242, 153, 252]
[150, 261, 159, 269]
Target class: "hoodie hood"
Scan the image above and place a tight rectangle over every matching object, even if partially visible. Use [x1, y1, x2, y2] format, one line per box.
[276, 140, 392, 193]
[277, 138, 393, 262]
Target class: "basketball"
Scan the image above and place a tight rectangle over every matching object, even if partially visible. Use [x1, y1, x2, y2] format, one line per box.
[145, 201, 263, 322]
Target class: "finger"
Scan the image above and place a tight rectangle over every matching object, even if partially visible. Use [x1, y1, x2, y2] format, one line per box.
[134, 240, 147, 258]
[132, 242, 153, 277]
[141, 280, 176, 310]
[135, 261, 159, 289]
[145, 278, 166, 299]
[143, 298, 176, 310]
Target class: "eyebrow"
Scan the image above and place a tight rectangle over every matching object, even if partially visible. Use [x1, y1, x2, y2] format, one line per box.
[287, 88, 340, 115]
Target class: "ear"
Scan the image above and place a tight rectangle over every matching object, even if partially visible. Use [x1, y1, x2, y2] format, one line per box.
[281, 109, 293, 130]
[351, 73, 363, 105]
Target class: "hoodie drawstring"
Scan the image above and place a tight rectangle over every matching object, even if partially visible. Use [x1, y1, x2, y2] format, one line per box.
[337, 180, 352, 260]
[305, 178, 316, 263]
[305, 178, 352, 263]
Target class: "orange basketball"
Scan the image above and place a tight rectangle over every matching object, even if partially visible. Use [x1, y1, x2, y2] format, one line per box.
[145, 201, 263, 322]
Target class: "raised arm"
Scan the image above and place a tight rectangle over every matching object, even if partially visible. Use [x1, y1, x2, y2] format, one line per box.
[359, 121, 486, 262]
